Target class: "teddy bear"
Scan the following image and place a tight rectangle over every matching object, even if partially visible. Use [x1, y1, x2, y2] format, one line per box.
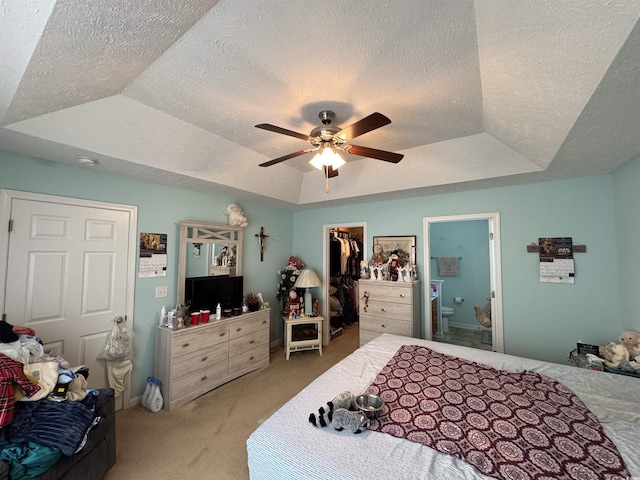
[619, 330, 640, 361]
[223, 202, 248, 227]
[599, 342, 629, 369]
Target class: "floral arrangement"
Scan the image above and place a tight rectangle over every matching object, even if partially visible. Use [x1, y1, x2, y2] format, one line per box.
[276, 256, 305, 301]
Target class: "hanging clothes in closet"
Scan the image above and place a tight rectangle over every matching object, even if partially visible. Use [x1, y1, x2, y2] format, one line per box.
[329, 230, 362, 329]
[329, 230, 362, 279]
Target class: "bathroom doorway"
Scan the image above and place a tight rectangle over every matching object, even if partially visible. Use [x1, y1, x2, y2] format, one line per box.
[423, 213, 503, 353]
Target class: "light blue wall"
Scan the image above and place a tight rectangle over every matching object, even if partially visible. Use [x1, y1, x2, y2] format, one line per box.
[0, 151, 294, 398]
[430, 220, 490, 327]
[294, 174, 621, 364]
[3, 149, 638, 397]
[613, 154, 640, 332]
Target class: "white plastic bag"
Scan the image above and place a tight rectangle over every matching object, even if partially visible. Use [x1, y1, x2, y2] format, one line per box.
[98, 316, 133, 361]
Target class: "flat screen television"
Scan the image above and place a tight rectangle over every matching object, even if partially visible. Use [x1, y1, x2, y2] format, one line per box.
[184, 275, 244, 312]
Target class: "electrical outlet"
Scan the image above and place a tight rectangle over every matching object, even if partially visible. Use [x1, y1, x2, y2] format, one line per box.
[155, 286, 168, 298]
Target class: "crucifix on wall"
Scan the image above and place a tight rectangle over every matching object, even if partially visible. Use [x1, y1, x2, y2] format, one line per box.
[255, 227, 269, 261]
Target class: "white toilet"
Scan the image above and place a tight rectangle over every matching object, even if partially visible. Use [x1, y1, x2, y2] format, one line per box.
[441, 306, 454, 333]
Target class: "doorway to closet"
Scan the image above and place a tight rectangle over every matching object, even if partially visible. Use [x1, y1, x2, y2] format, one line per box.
[423, 213, 503, 353]
[322, 223, 366, 347]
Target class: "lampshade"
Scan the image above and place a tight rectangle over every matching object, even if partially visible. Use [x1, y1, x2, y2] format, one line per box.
[309, 145, 345, 171]
[294, 269, 322, 288]
[294, 269, 322, 316]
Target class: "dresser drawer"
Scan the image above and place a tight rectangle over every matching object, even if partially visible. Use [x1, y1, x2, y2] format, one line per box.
[364, 299, 413, 320]
[170, 323, 229, 359]
[172, 343, 229, 378]
[229, 343, 268, 375]
[171, 361, 229, 399]
[360, 314, 412, 336]
[229, 313, 269, 340]
[229, 328, 268, 352]
[361, 283, 413, 304]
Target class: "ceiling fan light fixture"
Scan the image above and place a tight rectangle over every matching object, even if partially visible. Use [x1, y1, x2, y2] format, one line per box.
[309, 144, 345, 170]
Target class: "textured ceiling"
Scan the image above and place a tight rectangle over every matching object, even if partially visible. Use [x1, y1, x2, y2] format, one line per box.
[1, 0, 639, 209]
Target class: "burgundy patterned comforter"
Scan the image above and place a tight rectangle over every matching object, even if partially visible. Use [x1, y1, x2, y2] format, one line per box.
[366, 345, 629, 480]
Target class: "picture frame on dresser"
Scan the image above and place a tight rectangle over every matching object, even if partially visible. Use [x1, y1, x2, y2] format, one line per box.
[372, 235, 416, 265]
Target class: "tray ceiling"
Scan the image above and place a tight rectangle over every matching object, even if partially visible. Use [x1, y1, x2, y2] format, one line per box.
[1, 0, 639, 208]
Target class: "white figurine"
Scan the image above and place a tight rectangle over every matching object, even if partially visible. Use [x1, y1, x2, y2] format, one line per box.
[224, 203, 248, 227]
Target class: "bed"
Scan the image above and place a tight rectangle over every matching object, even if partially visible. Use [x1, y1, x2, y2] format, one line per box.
[247, 333, 639, 479]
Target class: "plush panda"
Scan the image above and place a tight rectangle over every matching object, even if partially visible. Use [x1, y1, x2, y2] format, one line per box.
[309, 391, 367, 433]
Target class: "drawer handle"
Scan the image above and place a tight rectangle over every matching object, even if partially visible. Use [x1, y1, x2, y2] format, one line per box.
[219, 332, 226, 337]
[364, 291, 369, 295]
[250, 340, 255, 344]
[399, 294, 405, 298]
[249, 356, 254, 361]
[201, 356, 208, 362]
[381, 324, 387, 328]
[236, 327, 242, 332]
[262, 320, 267, 324]
[201, 375, 207, 381]
[380, 308, 387, 312]
[182, 342, 190, 348]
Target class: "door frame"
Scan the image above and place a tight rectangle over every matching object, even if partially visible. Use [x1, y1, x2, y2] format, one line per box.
[322, 221, 367, 346]
[0, 189, 138, 407]
[423, 212, 503, 353]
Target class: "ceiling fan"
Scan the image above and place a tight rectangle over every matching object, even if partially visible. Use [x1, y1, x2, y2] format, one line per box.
[255, 110, 404, 179]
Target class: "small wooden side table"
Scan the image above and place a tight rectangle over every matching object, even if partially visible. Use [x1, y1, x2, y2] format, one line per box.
[285, 316, 323, 360]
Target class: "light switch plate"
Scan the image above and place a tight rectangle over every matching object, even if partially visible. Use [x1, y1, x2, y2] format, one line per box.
[155, 286, 168, 298]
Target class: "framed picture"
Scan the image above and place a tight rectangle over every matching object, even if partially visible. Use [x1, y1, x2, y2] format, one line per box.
[372, 235, 416, 266]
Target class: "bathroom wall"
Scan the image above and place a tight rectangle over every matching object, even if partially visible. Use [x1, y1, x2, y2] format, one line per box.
[430, 220, 490, 329]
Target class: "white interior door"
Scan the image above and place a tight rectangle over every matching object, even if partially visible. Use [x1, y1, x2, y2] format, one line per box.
[0, 190, 137, 407]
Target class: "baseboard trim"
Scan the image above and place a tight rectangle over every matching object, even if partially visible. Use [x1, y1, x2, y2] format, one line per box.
[448, 321, 491, 332]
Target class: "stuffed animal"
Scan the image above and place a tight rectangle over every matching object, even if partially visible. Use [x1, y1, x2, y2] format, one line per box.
[619, 330, 640, 361]
[223, 202, 248, 227]
[474, 301, 492, 329]
[331, 408, 369, 434]
[287, 289, 300, 319]
[309, 391, 356, 428]
[599, 342, 629, 369]
[388, 251, 399, 281]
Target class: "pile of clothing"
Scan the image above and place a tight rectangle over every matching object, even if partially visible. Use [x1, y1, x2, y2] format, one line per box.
[0, 321, 100, 480]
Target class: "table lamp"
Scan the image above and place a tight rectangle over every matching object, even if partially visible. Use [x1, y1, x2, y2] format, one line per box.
[294, 269, 322, 316]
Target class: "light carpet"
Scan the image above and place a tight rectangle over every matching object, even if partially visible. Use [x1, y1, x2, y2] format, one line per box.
[105, 324, 359, 480]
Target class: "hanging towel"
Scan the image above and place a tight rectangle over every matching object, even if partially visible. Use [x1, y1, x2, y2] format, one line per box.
[438, 257, 459, 276]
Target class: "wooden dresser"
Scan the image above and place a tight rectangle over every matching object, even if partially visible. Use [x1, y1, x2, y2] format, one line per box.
[359, 280, 420, 346]
[154, 308, 270, 411]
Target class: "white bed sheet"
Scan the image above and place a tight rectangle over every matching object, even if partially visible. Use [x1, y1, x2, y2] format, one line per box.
[247, 334, 640, 479]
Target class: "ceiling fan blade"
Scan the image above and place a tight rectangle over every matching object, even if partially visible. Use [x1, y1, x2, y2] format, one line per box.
[255, 123, 312, 141]
[259, 149, 314, 167]
[343, 144, 404, 163]
[323, 165, 339, 178]
[335, 112, 391, 141]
